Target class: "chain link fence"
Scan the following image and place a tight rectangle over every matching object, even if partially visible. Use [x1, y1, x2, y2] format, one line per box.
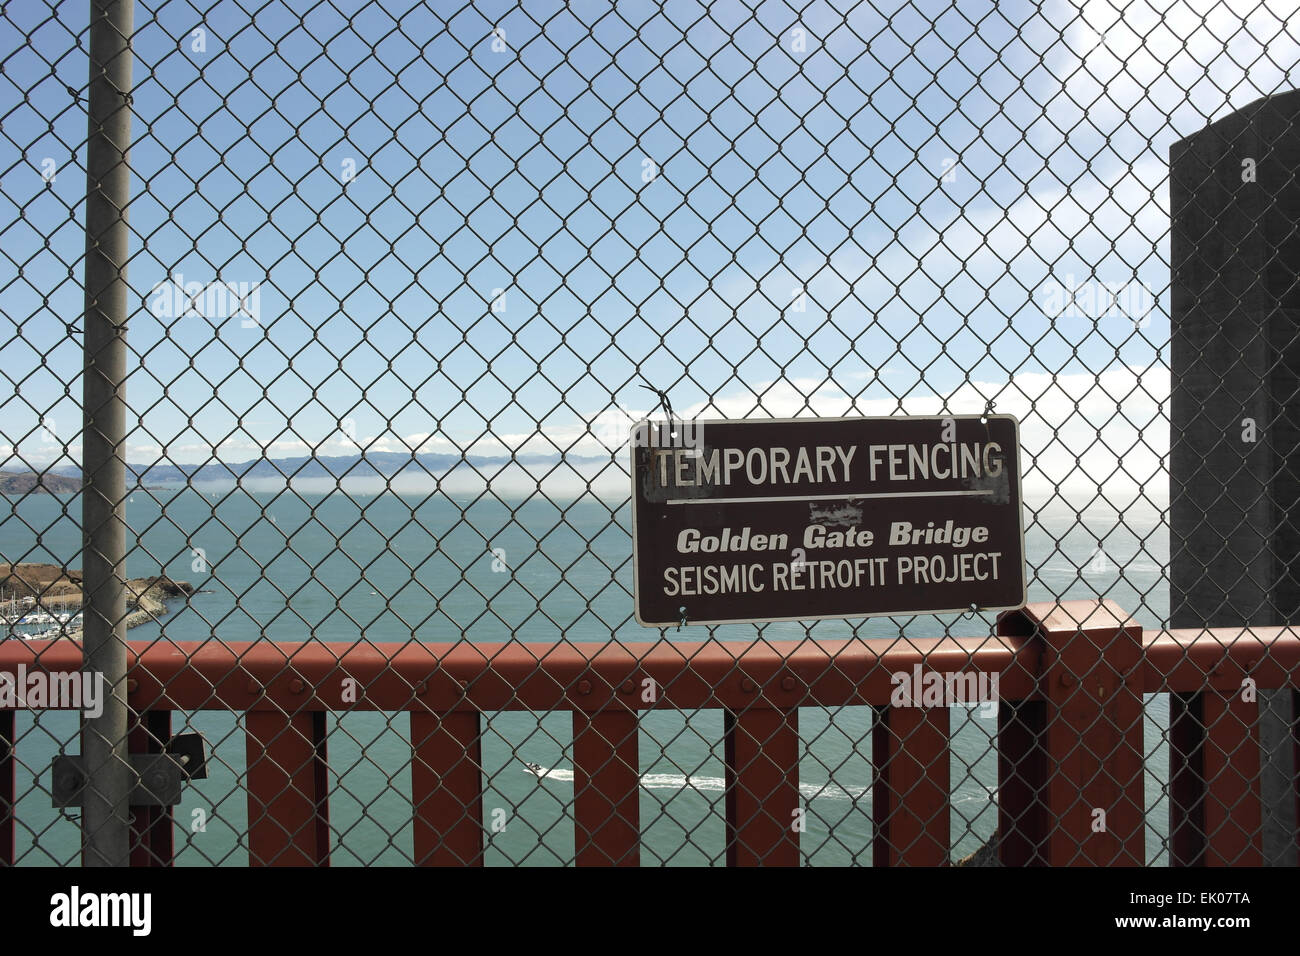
[1, 0, 1298, 865]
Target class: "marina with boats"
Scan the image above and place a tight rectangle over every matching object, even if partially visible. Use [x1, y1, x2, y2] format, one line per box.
[2, 590, 82, 640]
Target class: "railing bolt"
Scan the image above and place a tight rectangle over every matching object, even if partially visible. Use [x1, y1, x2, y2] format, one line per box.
[247, 678, 260, 694]
[289, 678, 305, 694]
[781, 676, 796, 692]
[578, 679, 592, 695]
[415, 680, 428, 696]
[620, 680, 635, 694]
[1059, 672, 1075, 687]
[126, 678, 138, 693]
[741, 677, 755, 693]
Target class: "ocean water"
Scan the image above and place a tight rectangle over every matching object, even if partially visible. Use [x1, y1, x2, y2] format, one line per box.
[2, 487, 1170, 865]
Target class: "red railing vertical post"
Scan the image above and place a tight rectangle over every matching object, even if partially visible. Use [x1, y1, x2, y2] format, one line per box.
[872, 704, 950, 865]
[410, 710, 484, 866]
[997, 600, 1145, 865]
[0, 711, 12, 866]
[724, 706, 800, 867]
[996, 696, 1049, 865]
[129, 709, 173, 866]
[1294, 689, 1300, 863]
[1201, 690, 1262, 865]
[1169, 681, 1268, 866]
[573, 709, 639, 866]
[1168, 691, 1204, 865]
[246, 710, 329, 866]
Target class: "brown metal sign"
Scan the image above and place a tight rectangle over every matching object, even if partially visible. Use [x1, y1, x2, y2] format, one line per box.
[631, 415, 1026, 626]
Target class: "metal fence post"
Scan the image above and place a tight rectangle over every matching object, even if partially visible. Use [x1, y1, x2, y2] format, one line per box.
[80, 0, 135, 867]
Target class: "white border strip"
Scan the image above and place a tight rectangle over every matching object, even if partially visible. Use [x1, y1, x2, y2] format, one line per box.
[667, 489, 993, 505]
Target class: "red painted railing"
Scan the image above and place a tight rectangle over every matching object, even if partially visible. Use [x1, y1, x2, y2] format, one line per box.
[0, 599, 1297, 866]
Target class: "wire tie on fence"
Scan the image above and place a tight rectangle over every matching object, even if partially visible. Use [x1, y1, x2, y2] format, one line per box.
[981, 398, 997, 446]
[677, 605, 687, 631]
[639, 376, 677, 433]
[67, 82, 132, 106]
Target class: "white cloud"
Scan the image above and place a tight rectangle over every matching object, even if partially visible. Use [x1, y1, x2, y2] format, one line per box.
[1063, 0, 1300, 132]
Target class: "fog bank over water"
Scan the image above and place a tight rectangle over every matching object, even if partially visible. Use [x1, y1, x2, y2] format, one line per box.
[174, 457, 1168, 523]
[15, 366, 1168, 521]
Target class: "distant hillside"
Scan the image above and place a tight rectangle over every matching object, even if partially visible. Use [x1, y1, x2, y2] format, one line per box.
[44, 450, 613, 485]
[0, 471, 82, 495]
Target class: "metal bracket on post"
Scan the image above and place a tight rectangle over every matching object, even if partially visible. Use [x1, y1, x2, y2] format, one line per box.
[51, 733, 208, 808]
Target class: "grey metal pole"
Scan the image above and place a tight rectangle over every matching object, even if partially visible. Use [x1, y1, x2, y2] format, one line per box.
[81, 0, 134, 867]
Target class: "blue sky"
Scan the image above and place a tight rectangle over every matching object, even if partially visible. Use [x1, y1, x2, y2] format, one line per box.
[1, 0, 1297, 486]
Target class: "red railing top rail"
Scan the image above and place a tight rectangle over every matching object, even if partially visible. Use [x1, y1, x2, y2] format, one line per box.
[1, 599, 1296, 711]
[1143, 624, 1300, 692]
[0, 631, 1031, 711]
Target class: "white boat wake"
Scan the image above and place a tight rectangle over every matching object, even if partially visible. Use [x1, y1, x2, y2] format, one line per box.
[519, 763, 997, 805]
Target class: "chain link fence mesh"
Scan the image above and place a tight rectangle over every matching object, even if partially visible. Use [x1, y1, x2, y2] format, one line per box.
[1, 0, 1298, 865]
